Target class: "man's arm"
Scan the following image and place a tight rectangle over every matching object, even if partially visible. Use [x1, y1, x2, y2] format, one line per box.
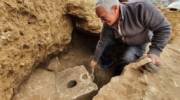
[142, 2, 171, 56]
[93, 24, 114, 63]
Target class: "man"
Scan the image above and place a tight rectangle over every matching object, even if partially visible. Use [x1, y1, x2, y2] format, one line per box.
[90, 0, 171, 74]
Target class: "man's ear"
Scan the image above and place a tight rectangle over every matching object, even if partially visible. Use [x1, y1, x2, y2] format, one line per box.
[111, 5, 119, 15]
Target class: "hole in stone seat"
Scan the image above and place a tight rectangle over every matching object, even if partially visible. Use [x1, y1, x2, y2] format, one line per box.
[67, 80, 77, 88]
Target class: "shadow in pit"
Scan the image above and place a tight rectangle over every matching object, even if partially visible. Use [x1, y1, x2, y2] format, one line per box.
[74, 29, 126, 99]
[38, 28, 126, 100]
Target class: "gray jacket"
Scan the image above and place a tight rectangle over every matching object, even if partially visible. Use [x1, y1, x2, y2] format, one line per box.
[94, 1, 171, 62]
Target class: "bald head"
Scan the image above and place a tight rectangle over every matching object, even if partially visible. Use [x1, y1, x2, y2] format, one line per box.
[96, 0, 120, 12]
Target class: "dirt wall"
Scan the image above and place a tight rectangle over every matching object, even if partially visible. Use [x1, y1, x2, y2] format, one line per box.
[0, 0, 73, 100]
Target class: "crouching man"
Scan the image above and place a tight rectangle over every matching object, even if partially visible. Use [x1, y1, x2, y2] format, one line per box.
[90, 0, 171, 75]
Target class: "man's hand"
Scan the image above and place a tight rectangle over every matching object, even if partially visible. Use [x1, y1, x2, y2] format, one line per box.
[147, 54, 161, 66]
[90, 59, 98, 69]
[89, 59, 98, 81]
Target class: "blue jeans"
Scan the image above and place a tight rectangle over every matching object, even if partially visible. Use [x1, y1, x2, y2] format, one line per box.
[100, 40, 146, 71]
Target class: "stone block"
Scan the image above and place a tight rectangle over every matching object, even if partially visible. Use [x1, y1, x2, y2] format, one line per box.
[56, 65, 98, 100]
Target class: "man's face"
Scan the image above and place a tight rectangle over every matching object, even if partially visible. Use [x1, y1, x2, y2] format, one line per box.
[96, 6, 118, 26]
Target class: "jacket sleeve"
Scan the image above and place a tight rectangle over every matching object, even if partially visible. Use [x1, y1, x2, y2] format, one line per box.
[94, 24, 114, 63]
[142, 2, 171, 56]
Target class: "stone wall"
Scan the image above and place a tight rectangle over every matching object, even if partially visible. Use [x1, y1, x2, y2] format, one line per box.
[65, 0, 102, 33]
[163, 10, 180, 42]
[0, 0, 73, 100]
